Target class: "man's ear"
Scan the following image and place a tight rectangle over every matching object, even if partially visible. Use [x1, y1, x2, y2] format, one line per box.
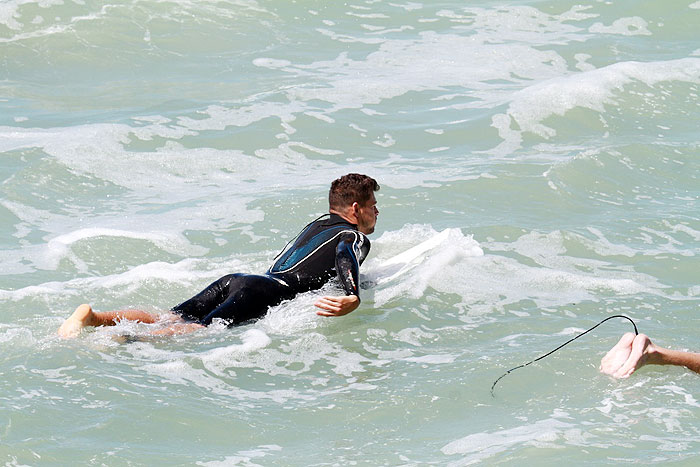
[351, 202, 360, 216]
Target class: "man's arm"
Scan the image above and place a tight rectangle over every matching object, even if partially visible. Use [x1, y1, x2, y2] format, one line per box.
[600, 333, 700, 378]
[315, 232, 363, 317]
[656, 346, 700, 373]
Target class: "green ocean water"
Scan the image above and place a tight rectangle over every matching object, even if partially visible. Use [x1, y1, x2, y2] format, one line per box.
[1, 0, 699, 465]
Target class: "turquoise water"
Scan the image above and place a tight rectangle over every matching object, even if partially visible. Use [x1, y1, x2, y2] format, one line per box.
[1, 0, 699, 464]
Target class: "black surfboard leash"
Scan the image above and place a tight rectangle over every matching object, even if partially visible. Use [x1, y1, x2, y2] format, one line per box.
[490, 314, 639, 397]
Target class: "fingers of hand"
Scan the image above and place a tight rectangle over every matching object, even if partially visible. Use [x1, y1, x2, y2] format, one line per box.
[315, 297, 340, 310]
[314, 297, 342, 316]
[600, 333, 640, 374]
[611, 335, 647, 378]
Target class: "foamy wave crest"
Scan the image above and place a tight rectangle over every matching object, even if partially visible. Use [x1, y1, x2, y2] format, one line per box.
[492, 57, 700, 152]
[0, 257, 233, 304]
[258, 288, 326, 336]
[363, 224, 484, 307]
[201, 329, 272, 366]
[44, 227, 208, 272]
[0, 324, 36, 347]
[359, 224, 672, 317]
[0, 0, 65, 32]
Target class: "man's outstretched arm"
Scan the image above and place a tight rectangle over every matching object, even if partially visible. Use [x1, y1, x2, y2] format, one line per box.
[600, 333, 700, 378]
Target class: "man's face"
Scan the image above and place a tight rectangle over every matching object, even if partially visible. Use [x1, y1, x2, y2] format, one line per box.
[355, 193, 378, 235]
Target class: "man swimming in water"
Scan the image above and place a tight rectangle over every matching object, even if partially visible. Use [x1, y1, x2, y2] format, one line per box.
[58, 173, 380, 338]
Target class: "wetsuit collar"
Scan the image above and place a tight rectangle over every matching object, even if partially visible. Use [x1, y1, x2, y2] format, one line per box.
[327, 212, 358, 228]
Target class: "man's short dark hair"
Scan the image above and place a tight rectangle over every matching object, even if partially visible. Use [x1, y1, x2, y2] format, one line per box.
[329, 173, 379, 209]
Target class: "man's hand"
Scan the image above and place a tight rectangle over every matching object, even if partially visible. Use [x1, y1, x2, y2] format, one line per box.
[315, 295, 360, 317]
[601, 333, 700, 377]
[600, 332, 654, 378]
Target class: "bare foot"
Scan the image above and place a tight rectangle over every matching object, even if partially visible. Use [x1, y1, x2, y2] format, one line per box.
[57, 304, 96, 338]
[600, 332, 635, 376]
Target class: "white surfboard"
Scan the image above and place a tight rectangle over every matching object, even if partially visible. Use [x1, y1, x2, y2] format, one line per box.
[369, 228, 453, 286]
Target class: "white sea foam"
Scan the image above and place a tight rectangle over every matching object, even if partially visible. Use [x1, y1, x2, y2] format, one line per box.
[392, 326, 436, 346]
[446, 252, 649, 314]
[0, 0, 65, 31]
[656, 384, 700, 408]
[46, 228, 208, 268]
[440, 5, 596, 43]
[258, 290, 322, 336]
[248, 5, 601, 121]
[197, 322, 373, 384]
[202, 329, 272, 364]
[404, 354, 455, 364]
[0, 325, 36, 346]
[366, 223, 661, 312]
[176, 101, 307, 132]
[589, 17, 652, 36]
[0, 11, 108, 43]
[141, 358, 233, 393]
[663, 221, 700, 242]
[3, 118, 481, 256]
[0, 124, 274, 242]
[442, 416, 574, 462]
[280, 32, 567, 112]
[0, 257, 231, 304]
[0, 228, 209, 278]
[8, 7, 682, 228]
[131, 338, 317, 404]
[491, 58, 700, 152]
[196, 445, 283, 467]
[483, 231, 667, 305]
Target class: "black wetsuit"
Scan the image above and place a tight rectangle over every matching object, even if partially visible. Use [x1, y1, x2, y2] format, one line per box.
[172, 214, 370, 326]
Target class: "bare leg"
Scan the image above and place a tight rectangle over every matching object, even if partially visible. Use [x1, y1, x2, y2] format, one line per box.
[150, 322, 205, 336]
[57, 304, 162, 338]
